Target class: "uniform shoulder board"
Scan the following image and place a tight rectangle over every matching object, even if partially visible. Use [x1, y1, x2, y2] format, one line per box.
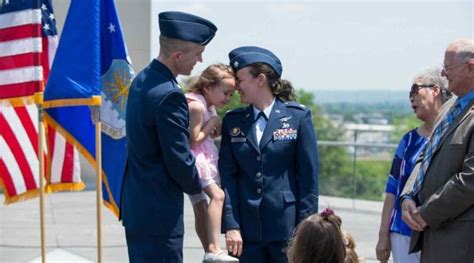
[284, 101, 307, 110]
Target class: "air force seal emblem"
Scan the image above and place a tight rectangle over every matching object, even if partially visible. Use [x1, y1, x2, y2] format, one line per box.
[231, 127, 241, 136]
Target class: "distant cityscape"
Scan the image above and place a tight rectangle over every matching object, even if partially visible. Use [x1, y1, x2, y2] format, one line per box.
[314, 90, 408, 157]
[312, 89, 410, 106]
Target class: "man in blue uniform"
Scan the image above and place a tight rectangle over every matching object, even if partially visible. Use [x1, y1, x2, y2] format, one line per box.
[121, 11, 217, 262]
[219, 46, 320, 262]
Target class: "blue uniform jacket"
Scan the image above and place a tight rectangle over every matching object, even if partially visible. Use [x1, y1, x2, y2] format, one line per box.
[219, 98, 319, 242]
[121, 59, 201, 237]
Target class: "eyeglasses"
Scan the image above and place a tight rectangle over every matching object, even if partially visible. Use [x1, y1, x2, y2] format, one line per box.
[409, 83, 435, 98]
[442, 61, 468, 71]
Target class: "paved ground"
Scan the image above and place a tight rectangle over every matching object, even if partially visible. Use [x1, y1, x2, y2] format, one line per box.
[0, 191, 384, 262]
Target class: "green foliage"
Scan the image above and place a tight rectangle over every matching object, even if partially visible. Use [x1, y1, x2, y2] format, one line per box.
[391, 112, 421, 143]
[318, 156, 390, 201]
[354, 160, 391, 200]
[317, 145, 354, 197]
[296, 89, 391, 201]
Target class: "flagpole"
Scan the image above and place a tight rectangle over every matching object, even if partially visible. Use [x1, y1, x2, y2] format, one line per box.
[35, 92, 46, 263]
[93, 96, 103, 263]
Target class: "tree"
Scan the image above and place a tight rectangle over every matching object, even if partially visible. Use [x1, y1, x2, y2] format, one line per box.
[297, 89, 391, 201]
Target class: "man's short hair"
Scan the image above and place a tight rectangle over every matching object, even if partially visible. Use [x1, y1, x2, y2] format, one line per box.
[159, 35, 198, 58]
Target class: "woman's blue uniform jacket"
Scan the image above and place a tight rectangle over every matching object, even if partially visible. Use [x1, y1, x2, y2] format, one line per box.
[121, 59, 201, 237]
[219, 98, 320, 242]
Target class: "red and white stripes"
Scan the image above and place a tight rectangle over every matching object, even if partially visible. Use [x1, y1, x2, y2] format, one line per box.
[0, 104, 42, 199]
[0, 2, 82, 204]
[0, 8, 43, 98]
[47, 125, 81, 185]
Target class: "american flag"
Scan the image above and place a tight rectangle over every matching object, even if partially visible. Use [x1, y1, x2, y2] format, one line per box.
[0, 0, 82, 204]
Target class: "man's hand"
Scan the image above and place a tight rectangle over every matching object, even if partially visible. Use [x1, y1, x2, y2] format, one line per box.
[411, 209, 428, 228]
[401, 198, 427, 231]
[225, 229, 243, 257]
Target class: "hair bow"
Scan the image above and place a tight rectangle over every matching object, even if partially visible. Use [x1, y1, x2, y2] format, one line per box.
[320, 208, 334, 219]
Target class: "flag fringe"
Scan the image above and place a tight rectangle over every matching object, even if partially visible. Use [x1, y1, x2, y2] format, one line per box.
[104, 199, 119, 217]
[44, 112, 120, 216]
[0, 96, 36, 107]
[43, 97, 101, 109]
[46, 182, 86, 193]
[0, 177, 46, 205]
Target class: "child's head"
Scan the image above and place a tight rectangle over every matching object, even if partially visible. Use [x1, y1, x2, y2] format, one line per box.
[188, 63, 236, 108]
[343, 231, 359, 263]
[287, 208, 346, 263]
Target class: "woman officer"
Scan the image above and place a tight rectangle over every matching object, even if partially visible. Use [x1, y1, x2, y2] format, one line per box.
[219, 46, 320, 263]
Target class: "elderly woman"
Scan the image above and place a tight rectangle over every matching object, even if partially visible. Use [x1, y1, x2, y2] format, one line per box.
[376, 68, 452, 263]
[218, 46, 319, 263]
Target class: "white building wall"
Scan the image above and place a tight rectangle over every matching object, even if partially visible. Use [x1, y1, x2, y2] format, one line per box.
[53, 0, 152, 72]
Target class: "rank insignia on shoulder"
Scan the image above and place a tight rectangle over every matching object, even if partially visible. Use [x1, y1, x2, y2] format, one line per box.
[273, 128, 297, 141]
[230, 127, 241, 136]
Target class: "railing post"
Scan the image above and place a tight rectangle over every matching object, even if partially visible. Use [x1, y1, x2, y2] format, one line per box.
[351, 130, 358, 210]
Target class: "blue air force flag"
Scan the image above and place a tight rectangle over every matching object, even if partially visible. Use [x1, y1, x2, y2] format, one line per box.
[43, 0, 134, 217]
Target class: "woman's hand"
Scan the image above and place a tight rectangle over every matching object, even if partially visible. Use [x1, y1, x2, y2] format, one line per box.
[225, 229, 243, 257]
[375, 233, 391, 262]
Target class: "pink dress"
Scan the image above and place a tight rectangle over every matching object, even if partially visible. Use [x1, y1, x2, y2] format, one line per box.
[185, 92, 219, 187]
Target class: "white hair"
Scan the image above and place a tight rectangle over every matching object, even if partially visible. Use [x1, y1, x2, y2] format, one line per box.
[413, 68, 452, 102]
[450, 39, 474, 62]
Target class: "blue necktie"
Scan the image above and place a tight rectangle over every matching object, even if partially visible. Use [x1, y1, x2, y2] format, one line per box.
[412, 102, 462, 195]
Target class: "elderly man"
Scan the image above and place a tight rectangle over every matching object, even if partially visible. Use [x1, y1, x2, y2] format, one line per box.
[121, 11, 217, 262]
[401, 39, 474, 262]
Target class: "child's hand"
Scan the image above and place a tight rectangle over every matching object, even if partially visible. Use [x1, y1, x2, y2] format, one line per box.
[210, 125, 222, 138]
[208, 116, 222, 127]
[208, 117, 222, 138]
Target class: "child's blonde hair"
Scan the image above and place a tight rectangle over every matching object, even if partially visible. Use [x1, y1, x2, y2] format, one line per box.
[287, 208, 346, 263]
[343, 231, 359, 263]
[187, 63, 234, 94]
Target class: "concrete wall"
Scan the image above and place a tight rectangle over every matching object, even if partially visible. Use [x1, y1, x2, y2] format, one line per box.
[52, 1, 153, 182]
[53, 0, 151, 72]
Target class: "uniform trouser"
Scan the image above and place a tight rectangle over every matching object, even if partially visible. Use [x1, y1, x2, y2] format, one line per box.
[125, 228, 183, 263]
[239, 240, 288, 263]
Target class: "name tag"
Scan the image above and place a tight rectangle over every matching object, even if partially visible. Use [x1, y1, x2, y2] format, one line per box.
[231, 137, 247, 143]
[273, 128, 297, 141]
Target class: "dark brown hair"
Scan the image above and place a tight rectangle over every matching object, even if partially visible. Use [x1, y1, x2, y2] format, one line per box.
[187, 63, 234, 94]
[287, 210, 346, 263]
[248, 63, 295, 101]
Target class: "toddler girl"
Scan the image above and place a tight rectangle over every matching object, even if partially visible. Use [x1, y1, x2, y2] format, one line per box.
[185, 64, 238, 262]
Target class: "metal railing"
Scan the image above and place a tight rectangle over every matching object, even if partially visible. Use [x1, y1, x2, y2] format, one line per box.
[318, 140, 397, 207]
[0, 139, 397, 202]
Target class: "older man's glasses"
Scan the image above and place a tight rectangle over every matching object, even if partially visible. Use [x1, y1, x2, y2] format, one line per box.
[442, 61, 468, 71]
[409, 84, 435, 98]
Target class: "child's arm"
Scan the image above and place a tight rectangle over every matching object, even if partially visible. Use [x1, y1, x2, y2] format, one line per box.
[188, 100, 220, 149]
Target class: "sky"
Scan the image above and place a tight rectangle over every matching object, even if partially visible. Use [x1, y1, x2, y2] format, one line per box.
[151, 0, 472, 93]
